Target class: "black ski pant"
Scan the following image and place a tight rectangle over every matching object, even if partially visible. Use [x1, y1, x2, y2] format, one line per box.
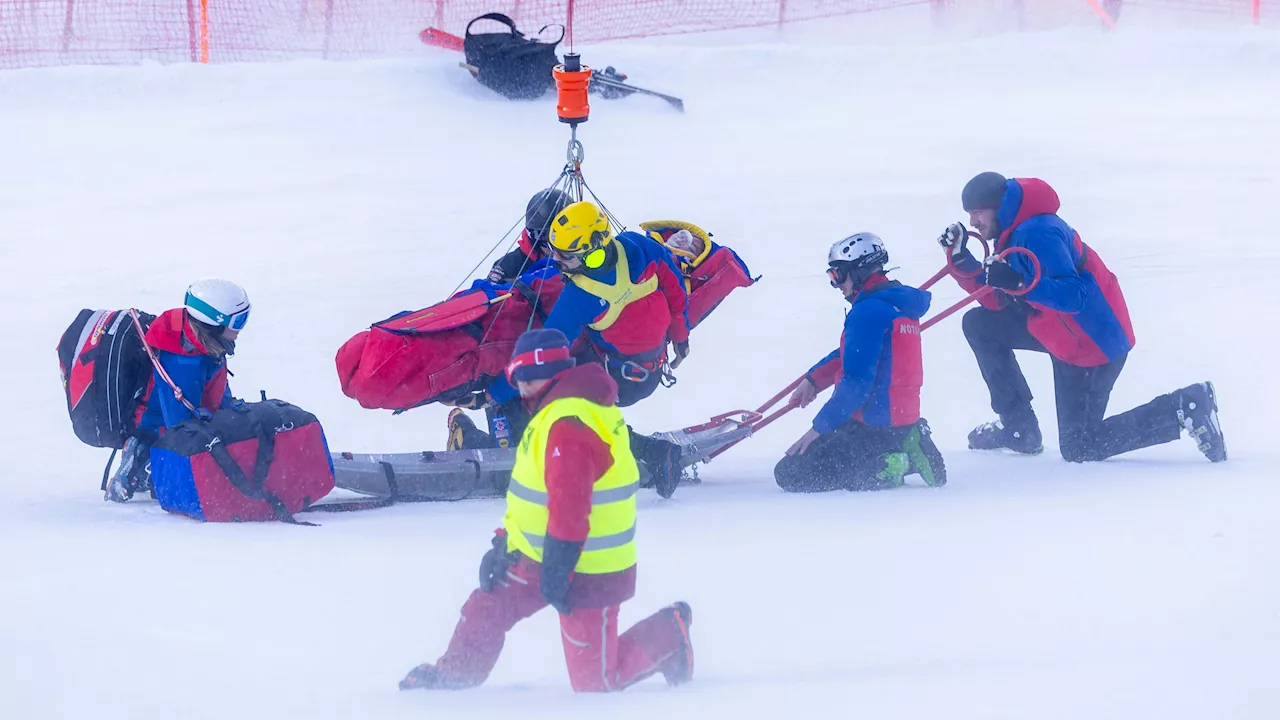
[962, 306, 1182, 462]
[774, 420, 910, 493]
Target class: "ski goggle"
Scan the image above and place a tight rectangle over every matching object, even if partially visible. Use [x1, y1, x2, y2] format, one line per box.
[185, 293, 251, 331]
[827, 265, 849, 288]
[550, 244, 607, 270]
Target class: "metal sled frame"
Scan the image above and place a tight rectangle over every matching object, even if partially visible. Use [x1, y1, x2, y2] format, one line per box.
[331, 410, 760, 502]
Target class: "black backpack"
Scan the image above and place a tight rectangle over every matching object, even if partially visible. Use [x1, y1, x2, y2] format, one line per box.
[57, 309, 157, 449]
[463, 13, 563, 100]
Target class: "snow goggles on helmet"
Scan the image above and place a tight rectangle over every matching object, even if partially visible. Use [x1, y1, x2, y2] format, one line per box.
[185, 293, 251, 331]
[550, 236, 608, 270]
[827, 264, 850, 288]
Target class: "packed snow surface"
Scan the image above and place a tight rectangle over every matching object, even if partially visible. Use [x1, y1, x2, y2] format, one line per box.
[2, 20, 1279, 720]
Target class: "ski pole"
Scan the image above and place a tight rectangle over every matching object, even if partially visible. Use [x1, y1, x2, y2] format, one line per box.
[920, 231, 989, 291]
[588, 74, 684, 112]
[919, 247, 1041, 331]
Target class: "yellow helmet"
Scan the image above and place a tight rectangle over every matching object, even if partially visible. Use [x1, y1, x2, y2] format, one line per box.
[549, 201, 613, 255]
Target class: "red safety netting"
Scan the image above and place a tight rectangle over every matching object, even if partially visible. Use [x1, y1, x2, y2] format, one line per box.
[0, 0, 1273, 70]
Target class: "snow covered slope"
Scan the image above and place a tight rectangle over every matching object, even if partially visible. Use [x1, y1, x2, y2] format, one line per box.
[2, 23, 1279, 720]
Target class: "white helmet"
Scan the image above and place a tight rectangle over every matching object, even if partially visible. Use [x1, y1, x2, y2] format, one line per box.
[184, 278, 251, 331]
[827, 232, 889, 287]
[828, 232, 888, 267]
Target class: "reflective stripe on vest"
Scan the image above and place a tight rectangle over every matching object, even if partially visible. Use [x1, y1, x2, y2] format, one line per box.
[568, 244, 659, 332]
[504, 397, 640, 575]
[506, 480, 640, 507]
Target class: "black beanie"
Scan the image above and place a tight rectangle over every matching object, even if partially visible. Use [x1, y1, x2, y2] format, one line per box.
[962, 172, 1008, 212]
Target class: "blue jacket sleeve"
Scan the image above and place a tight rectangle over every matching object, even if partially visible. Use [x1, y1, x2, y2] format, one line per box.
[1012, 220, 1089, 314]
[543, 283, 602, 347]
[153, 351, 209, 428]
[808, 348, 839, 376]
[488, 376, 518, 405]
[811, 303, 891, 435]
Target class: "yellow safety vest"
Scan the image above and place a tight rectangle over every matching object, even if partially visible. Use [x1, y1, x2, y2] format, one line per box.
[568, 244, 659, 332]
[504, 397, 639, 574]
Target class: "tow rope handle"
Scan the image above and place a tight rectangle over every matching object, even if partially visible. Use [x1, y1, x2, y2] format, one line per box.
[919, 230, 990, 291]
[919, 246, 1042, 331]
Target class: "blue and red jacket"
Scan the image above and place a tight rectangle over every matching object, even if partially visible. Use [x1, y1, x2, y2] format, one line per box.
[953, 178, 1135, 367]
[807, 278, 931, 435]
[544, 231, 690, 358]
[136, 309, 233, 432]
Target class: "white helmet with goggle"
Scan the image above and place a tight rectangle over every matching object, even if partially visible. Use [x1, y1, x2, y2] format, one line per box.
[184, 278, 251, 331]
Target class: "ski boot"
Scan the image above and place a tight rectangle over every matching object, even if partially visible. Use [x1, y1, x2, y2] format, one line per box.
[632, 429, 683, 499]
[104, 436, 151, 503]
[903, 419, 947, 487]
[446, 409, 493, 451]
[1178, 382, 1226, 463]
[871, 452, 910, 489]
[399, 663, 443, 691]
[660, 601, 694, 686]
[968, 406, 1043, 455]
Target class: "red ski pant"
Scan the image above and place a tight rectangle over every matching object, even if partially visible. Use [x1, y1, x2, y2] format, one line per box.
[434, 559, 684, 692]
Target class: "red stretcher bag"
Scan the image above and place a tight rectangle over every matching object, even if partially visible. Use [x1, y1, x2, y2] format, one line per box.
[336, 273, 564, 411]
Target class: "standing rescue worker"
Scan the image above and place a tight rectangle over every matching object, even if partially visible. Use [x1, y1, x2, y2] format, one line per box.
[402, 329, 693, 692]
[941, 172, 1225, 462]
[776, 233, 946, 492]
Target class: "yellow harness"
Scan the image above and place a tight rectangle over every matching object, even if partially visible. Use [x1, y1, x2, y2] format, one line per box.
[568, 243, 659, 332]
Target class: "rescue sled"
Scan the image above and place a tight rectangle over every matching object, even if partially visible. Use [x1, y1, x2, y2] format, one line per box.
[330, 409, 760, 501]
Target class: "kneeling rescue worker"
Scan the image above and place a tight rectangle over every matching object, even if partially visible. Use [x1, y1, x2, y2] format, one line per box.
[401, 328, 693, 692]
[775, 233, 947, 492]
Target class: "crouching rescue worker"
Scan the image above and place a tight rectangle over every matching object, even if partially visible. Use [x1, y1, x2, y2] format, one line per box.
[775, 233, 947, 492]
[942, 172, 1225, 463]
[105, 278, 251, 502]
[401, 329, 693, 693]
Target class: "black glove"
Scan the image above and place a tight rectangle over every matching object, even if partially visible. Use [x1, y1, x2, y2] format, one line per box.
[937, 222, 970, 258]
[670, 339, 691, 369]
[539, 535, 583, 615]
[983, 258, 1025, 291]
[479, 530, 517, 593]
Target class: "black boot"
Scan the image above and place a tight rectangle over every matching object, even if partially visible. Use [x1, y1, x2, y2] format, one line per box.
[1177, 382, 1226, 462]
[630, 428, 683, 498]
[968, 405, 1043, 455]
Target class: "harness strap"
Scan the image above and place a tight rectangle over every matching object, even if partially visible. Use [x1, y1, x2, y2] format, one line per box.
[128, 309, 199, 415]
[512, 278, 550, 324]
[195, 404, 313, 526]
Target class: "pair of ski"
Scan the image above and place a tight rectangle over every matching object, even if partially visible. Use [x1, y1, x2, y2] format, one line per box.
[419, 27, 684, 112]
